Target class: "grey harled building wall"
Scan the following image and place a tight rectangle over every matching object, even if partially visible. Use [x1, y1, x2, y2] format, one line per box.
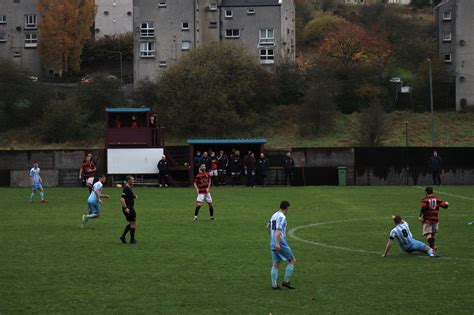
[435, 0, 474, 110]
[95, 0, 133, 39]
[0, 0, 42, 77]
[133, 0, 295, 87]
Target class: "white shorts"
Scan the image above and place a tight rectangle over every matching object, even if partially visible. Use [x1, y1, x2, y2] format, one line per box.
[209, 170, 218, 177]
[86, 177, 94, 186]
[197, 193, 213, 204]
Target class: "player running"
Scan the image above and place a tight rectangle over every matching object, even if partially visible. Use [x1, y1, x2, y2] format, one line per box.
[120, 176, 138, 244]
[418, 186, 449, 253]
[79, 153, 97, 193]
[267, 201, 296, 290]
[193, 164, 215, 221]
[382, 215, 436, 258]
[29, 161, 47, 203]
[81, 174, 109, 228]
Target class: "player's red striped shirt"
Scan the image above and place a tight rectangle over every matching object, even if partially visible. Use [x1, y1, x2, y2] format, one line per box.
[211, 158, 218, 170]
[194, 172, 211, 194]
[420, 195, 448, 224]
[81, 161, 96, 178]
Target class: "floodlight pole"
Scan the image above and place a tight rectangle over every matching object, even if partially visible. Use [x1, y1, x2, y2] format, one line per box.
[428, 59, 435, 147]
[111, 50, 123, 85]
[405, 121, 408, 147]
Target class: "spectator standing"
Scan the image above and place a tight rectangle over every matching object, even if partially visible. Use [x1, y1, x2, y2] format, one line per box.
[230, 150, 242, 186]
[194, 151, 202, 175]
[131, 115, 138, 128]
[210, 152, 219, 185]
[429, 151, 443, 185]
[201, 151, 212, 171]
[245, 152, 256, 187]
[257, 153, 270, 186]
[217, 150, 228, 185]
[283, 152, 295, 186]
[157, 155, 169, 187]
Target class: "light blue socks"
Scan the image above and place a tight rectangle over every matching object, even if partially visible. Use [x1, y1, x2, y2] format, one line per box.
[40, 192, 44, 201]
[284, 264, 294, 282]
[271, 267, 279, 286]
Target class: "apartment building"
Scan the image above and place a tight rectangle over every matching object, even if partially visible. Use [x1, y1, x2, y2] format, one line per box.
[133, 0, 295, 86]
[0, 0, 42, 77]
[435, 0, 474, 110]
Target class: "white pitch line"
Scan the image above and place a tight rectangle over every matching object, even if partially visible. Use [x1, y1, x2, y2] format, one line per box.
[415, 186, 474, 201]
[288, 217, 474, 261]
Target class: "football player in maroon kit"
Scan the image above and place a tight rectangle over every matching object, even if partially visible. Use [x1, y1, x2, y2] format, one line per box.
[193, 164, 215, 221]
[418, 186, 449, 253]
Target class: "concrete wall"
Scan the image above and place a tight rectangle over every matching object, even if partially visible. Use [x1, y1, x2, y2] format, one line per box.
[95, 0, 133, 39]
[455, 0, 474, 110]
[0, 150, 105, 187]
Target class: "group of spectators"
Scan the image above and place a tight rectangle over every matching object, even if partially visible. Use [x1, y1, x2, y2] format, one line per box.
[193, 150, 296, 187]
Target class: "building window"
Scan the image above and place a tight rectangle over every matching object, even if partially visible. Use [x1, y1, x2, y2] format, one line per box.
[225, 29, 240, 38]
[104, 11, 109, 15]
[209, 21, 217, 28]
[159, 61, 167, 67]
[140, 22, 154, 37]
[0, 32, 6, 42]
[25, 32, 37, 47]
[260, 49, 274, 64]
[443, 11, 452, 20]
[182, 22, 189, 30]
[0, 15, 6, 24]
[158, 0, 166, 7]
[259, 29, 274, 45]
[140, 41, 155, 58]
[225, 10, 232, 18]
[209, 3, 217, 11]
[443, 32, 452, 42]
[181, 41, 190, 51]
[247, 9, 255, 15]
[443, 54, 452, 63]
[25, 15, 37, 29]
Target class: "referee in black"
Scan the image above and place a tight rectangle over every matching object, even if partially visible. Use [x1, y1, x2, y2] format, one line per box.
[120, 175, 138, 244]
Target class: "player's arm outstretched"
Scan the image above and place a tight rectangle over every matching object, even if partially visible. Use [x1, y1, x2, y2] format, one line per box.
[382, 239, 393, 257]
[440, 200, 449, 208]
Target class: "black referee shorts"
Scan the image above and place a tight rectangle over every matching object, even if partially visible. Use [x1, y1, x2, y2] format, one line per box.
[122, 207, 136, 222]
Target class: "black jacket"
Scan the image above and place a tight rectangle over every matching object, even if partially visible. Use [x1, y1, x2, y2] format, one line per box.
[158, 160, 169, 173]
[283, 157, 295, 171]
[257, 157, 270, 175]
[429, 156, 443, 172]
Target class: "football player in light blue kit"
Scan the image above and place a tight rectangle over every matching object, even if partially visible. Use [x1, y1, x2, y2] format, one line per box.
[383, 215, 436, 258]
[29, 161, 47, 203]
[81, 174, 109, 228]
[267, 200, 296, 289]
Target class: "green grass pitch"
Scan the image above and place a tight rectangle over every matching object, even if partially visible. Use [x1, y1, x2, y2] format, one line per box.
[1, 186, 473, 314]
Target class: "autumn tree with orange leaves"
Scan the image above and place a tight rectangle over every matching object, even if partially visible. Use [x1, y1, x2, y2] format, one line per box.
[38, 0, 96, 75]
[312, 23, 392, 112]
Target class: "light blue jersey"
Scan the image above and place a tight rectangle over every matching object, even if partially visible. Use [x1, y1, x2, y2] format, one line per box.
[269, 210, 288, 249]
[390, 221, 415, 249]
[29, 167, 41, 184]
[88, 181, 103, 204]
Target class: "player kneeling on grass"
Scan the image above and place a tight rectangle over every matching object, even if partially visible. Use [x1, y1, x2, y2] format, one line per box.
[382, 215, 436, 258]
[193, 164, 215, 221]
[82, 175, 109, 228]
[267, 201, 296, 290]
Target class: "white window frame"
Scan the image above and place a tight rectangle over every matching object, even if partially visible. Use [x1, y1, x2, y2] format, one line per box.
[158, 0, 167, 7]
[259, 29, 274, 45]
[225, 29, 240, 39]
[225, 10, 233, 18]
[260, 48, 274, 64]
[159, 60, 167, 67]
[25, 14, 37, 29]
[443, 11, 452, 21]
[443, 54, 452, 63]
[0, 15, 6, 24]
[209, 3, 217, 11]
[0, 32, 6, 42]
[24, 32, 37, 48]
[140, 41, 155, 58]
[247, 9, 255, 15]
[182, 21, 189, 31]
[140, 22, 154, 38]
[442, 32, 452, 42]
[181, 41, 191, 51]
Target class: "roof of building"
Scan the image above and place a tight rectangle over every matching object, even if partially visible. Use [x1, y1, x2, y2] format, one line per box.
[105, 108, 150, 113]
[220, 0, 281, 7]
[187, 138, 268, 144]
